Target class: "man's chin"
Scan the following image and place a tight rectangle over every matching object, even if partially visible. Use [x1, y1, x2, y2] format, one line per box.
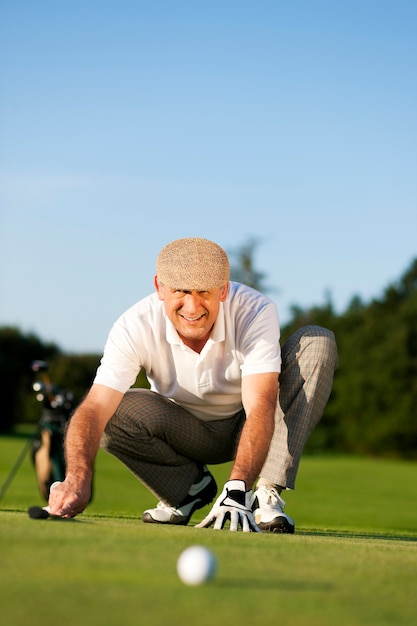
[177, 325, 211, 344]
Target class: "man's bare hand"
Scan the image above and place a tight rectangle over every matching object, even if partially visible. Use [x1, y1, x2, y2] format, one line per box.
[48, 479, 91, 518]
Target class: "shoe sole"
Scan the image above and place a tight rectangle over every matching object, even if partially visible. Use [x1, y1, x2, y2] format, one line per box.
[257, 518, 295, 534]
[142, 511, 189, 525]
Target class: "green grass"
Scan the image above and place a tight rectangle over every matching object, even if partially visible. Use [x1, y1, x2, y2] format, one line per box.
[1, 433, 416, 626]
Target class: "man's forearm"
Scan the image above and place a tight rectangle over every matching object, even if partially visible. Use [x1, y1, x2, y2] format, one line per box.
[229, 408, 275, 489]
[48, 384, 123, 517]
[231, 372, 278, 489]
[65, 404, 104, 484]
[64, 385, 123, 486]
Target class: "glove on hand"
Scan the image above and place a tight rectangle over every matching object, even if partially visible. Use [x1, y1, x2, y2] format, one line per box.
[195, 480, 260, 532]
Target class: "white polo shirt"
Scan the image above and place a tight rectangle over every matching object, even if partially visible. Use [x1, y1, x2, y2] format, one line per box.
[94, 282, 281, 421]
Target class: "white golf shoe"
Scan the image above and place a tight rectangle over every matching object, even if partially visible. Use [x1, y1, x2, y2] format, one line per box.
[142, 467, 217, 526]
[250, 484, 295, 533]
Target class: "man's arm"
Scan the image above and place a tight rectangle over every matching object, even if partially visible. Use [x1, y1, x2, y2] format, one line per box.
[48, 383, 123, 517]
[196, 372, 278, 531]
[230, 372, 278, 489]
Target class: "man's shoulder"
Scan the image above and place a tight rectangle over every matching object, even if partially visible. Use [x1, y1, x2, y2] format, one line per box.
[224, 283, 279, 336]
[227, 282, 275, 308]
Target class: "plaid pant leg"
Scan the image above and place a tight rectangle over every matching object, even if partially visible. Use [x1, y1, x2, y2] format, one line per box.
[260, 325, 338, 489]
[100, 388, 244, 506]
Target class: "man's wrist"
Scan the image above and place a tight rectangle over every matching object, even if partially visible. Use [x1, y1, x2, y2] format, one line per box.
[65, 469, 93, 490]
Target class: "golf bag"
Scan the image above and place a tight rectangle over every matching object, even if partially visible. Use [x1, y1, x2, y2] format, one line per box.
[31, 381, 75, 501]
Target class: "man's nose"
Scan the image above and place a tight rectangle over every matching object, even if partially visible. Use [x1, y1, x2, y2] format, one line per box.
[182, 293, 201, 313]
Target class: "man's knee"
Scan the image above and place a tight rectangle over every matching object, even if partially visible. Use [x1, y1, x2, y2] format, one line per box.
[284, 325, 338, 370]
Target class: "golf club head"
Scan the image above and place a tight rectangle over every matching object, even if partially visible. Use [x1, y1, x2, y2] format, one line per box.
[28, 506, 50, 519]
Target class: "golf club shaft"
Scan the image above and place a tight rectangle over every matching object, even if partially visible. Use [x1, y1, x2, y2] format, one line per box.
[0, 436, 34, 501]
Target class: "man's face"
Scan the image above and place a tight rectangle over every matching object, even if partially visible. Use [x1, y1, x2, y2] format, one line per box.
[154, 276, 228, 351]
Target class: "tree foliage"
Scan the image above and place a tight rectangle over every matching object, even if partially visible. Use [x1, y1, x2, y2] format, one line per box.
[0, 327, 60, 431]
[282, 258, 417, 458]
[228, 237, 271, 293]
[0, 331, 149, 433]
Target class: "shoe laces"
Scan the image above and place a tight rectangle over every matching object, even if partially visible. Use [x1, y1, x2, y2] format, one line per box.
[156, 501, 181, 515]
[259, 485, 286, 511]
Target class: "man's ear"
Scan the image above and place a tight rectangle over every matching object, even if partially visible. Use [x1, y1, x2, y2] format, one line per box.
[154, 275, 165, 301]
[220, 281, 229, 302]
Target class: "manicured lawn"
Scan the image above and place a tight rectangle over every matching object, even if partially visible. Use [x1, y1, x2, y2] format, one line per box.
[1, 434, 416, 625]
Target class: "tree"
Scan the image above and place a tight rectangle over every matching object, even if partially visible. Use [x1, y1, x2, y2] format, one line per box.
[0, 327, 60, 431]
[228, 237, 271, 293]
[281, 257, 417, 458]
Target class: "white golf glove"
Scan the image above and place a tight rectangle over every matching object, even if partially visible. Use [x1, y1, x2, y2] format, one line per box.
[195, 480, 260, 532]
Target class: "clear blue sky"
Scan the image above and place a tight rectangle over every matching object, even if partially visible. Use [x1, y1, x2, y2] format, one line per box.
[1, 1, 416, 353]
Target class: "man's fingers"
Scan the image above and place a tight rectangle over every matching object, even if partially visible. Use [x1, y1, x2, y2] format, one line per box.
[196, 508, 258, 532]
[195, 514, 214, 529]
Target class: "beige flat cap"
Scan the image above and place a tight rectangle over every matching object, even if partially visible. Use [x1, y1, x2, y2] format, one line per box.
[156, 237, 230, 290]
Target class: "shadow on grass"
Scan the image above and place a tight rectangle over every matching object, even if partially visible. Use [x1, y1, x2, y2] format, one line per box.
[0, 508, 87, 523]
[217, 577, 334, 591]
[298, 529, 417, 543]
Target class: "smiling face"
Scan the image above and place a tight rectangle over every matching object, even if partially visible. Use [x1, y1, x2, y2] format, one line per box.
[154, 276, 229, 352]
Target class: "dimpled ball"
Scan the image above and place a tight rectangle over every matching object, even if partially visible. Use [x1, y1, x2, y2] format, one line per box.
[176, 545, 217, 586]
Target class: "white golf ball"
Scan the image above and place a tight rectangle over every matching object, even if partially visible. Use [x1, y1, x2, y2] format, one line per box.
[176, 545, 217, 586]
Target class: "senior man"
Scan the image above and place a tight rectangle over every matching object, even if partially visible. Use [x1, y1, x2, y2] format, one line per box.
[48, 237, 338, 532]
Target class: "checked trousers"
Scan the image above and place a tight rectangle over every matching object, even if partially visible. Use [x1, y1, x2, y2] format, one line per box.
[100, 325, 338, 506]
